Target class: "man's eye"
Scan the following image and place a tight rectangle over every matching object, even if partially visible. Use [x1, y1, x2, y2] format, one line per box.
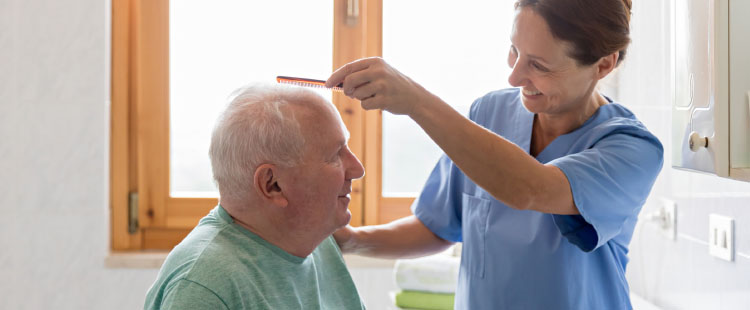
[329, 151, 342, 162]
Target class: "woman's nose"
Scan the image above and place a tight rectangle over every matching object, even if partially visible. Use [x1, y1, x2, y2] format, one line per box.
[507, 61, 525, 87]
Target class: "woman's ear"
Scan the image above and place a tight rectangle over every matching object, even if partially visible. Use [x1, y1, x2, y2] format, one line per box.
[595, 52, 619, 80]
[254, 164, 289, 208]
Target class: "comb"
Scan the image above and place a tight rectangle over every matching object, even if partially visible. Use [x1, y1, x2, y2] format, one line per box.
[276, 76, 343, 92]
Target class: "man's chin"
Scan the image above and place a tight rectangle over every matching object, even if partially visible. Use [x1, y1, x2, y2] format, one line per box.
[340, 209, 352, 226]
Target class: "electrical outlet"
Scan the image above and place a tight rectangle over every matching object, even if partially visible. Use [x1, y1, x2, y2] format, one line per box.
[660, 199, 676, 240]
[641, 199, 677, 240]
[709, 214, 734, 261]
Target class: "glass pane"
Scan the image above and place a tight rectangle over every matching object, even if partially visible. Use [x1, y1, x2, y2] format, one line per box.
[382, 0, 516, 196]
[170, 1, 333, 196]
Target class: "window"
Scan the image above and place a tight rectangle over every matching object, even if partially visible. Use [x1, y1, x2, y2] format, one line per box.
[111, 0, 515, 250]
[376, 0, 515, 225]
[169, 1, 334, 196]
[111, 0, 382, 250]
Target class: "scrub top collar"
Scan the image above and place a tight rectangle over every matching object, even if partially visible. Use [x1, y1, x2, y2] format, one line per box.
[523, 94, 615, 162]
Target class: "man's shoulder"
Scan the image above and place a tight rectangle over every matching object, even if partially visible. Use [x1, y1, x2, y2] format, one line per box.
[146, 226, 277, 308]
[148, 234, 362, 309]
[144, 222, 237, 309]
[169, 225, 261, 278]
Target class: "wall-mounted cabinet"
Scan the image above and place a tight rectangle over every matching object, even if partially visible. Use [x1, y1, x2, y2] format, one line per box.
[672, 0, 750, 181]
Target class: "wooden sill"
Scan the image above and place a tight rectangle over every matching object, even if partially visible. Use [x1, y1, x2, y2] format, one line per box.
[104, 252, 169, 269]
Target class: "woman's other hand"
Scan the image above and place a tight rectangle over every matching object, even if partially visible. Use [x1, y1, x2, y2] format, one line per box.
[326, 57, 438, 117]
[332, 225, 355, 253]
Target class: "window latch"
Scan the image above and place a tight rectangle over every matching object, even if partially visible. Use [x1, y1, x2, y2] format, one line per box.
[347, 0, 359, 26]
[128, 192, 139, 234]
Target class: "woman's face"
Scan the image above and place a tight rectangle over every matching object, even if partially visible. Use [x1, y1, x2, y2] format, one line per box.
[507, 7, 600, 115]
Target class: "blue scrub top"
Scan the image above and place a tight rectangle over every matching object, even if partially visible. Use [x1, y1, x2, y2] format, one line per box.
[413, 88, 663, 310]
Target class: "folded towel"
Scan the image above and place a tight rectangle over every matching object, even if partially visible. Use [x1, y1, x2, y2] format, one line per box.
[394, 290, 455, 310]
[394, 255, 460, 293]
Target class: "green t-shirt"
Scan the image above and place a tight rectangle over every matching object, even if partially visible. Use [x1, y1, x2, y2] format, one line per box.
[144, 205, 365, 310]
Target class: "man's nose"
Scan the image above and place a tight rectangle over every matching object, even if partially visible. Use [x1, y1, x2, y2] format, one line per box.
[345, 150, 365, 180]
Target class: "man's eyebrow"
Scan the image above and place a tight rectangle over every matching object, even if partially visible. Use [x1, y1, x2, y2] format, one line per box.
[334, 135, 348, 151]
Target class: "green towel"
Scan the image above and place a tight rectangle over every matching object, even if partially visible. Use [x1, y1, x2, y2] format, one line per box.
[394, 290, 455, 310]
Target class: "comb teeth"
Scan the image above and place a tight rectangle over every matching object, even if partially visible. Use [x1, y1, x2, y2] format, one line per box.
[276, 76, 343, 92]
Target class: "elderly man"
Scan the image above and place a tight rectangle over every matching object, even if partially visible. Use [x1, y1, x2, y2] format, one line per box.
[144, 84, 366, 309]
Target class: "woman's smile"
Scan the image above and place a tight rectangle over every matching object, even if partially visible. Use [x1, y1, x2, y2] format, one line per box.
[522, 88, 543, 97]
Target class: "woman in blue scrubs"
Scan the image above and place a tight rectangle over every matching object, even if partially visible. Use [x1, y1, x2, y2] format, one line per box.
[327, 0, 663, 309]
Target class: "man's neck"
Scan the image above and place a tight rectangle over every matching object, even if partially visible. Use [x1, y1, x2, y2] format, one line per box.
[226, 205, 327, 258]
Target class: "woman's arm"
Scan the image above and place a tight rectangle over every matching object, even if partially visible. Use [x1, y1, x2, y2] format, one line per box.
[334, 215, 454, 259]
[410, 94, 578, 214]
[327, 57, 578, 214]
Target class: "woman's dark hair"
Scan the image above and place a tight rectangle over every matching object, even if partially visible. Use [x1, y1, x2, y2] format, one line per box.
[515, 0, 632, 67]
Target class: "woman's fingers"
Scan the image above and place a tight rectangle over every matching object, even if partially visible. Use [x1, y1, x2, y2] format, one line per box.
[326, 57, 383, 88]
[339, 69, 367, 96]
[325, 63, 354, 88]
[351, 79, 381, 101]
[327, 57, 422, 115]
[360, 94, 381, 111]
[345, 67, 384, 97]
[332, 225, 355, 253]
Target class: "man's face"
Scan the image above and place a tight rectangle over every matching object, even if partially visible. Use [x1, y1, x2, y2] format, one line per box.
[279, 101, 364, 235]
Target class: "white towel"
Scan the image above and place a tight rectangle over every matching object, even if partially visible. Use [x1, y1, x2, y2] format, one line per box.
[394, 255, 460, 294]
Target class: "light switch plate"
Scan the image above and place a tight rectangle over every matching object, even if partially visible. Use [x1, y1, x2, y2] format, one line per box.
[709, 214, 734, 261]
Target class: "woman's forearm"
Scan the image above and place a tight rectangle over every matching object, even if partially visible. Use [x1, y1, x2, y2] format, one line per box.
[339, 215, 453, 259]
[409, 95, 577, 215]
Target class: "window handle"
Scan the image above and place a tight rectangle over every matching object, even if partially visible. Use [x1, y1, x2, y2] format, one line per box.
[347, 0, 359, 25]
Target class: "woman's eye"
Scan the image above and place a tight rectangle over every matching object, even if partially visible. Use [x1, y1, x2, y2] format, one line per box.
[531, 62, 548, 72]
[507, 47, 518, 68]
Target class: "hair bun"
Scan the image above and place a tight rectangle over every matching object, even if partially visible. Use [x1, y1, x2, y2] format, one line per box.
[622, 0, 632, 21]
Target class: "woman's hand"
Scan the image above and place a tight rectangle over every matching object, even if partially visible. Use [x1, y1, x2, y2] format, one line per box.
[326, 57, 438, 117]
[332, 225, 355, 253]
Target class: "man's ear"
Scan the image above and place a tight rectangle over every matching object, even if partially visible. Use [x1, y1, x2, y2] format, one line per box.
[254, 164, 289, 208]
[595, 52, 619, 80]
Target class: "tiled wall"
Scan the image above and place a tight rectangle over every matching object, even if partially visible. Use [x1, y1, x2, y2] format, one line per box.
[2, 0, 749, 309]
[620, 1, 750, 309]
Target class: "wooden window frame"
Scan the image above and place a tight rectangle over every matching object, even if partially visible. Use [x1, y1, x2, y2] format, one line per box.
[111, 0, 412, 251]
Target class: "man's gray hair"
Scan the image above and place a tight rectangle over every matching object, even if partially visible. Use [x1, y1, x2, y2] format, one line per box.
[209, 83, 324, 203]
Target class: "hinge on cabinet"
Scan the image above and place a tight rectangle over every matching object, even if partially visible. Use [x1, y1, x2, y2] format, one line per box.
[128, 191, 139, 234]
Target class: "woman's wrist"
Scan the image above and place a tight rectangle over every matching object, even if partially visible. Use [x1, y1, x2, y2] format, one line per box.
[409, 92, 452, 132]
